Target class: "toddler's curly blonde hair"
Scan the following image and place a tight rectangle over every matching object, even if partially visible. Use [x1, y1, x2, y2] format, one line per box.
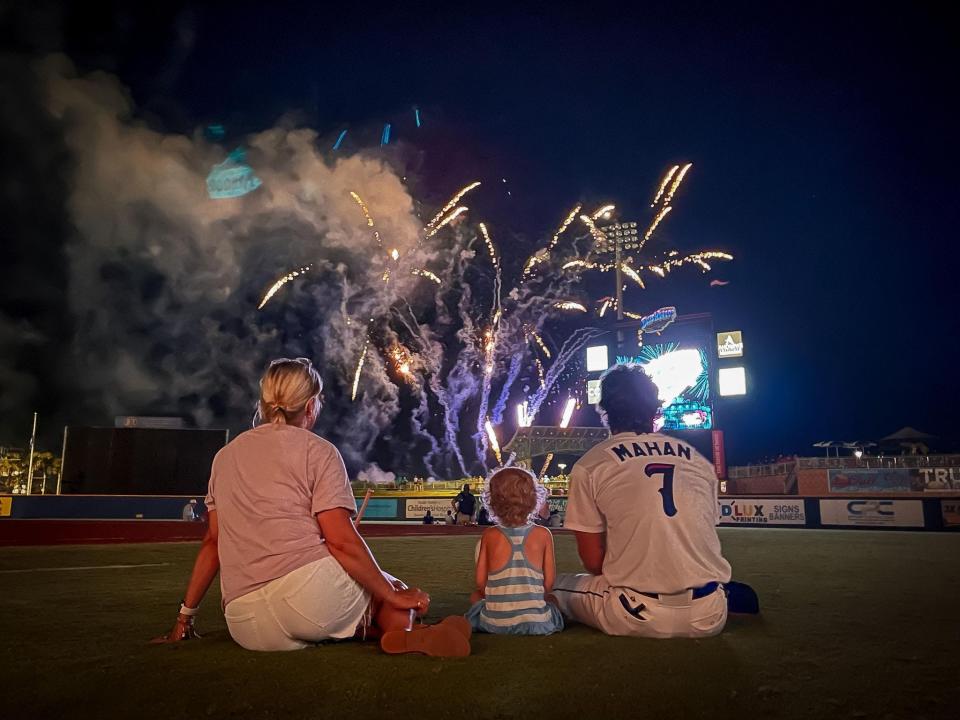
[482, 467, 548, 527]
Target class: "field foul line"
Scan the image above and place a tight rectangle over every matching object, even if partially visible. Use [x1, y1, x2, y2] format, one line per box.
[0, 562, 171, 574]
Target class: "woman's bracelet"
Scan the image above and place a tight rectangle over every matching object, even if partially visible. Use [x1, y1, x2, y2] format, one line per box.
[178, 602, 200, 617]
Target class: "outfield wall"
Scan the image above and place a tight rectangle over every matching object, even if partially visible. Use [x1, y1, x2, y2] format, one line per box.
[717, 496, 959, 531]
[2, 494, 959, 541]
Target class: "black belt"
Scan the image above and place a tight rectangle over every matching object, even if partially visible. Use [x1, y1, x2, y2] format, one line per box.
[634, 581, 720, 601]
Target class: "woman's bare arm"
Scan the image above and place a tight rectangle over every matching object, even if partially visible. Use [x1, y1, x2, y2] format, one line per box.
[182, 511, 221, 607]
[318, 508, 427, 611]
[153, 511, 220, 642]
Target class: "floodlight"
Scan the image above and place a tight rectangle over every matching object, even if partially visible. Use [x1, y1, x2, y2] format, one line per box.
[586, 345, 609, 372]
[718, 366, 746, 396]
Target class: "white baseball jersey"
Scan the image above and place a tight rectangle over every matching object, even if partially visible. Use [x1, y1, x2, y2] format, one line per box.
[564, 431, 731, 594]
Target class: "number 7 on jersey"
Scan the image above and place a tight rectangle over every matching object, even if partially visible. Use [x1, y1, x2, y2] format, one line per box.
[644, 463, 678, 517]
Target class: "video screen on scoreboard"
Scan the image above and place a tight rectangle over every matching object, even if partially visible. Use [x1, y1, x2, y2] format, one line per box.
[616, 342, 712, 431]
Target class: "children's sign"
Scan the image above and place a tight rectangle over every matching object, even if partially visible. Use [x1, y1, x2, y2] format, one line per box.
[206, 147, 262, 199]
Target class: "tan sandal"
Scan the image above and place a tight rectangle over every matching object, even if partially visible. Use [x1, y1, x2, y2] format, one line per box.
[380, 622, 470, 657]
[437, 615, 472, 640]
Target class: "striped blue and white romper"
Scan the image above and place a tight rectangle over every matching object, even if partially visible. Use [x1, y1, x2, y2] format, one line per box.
[465, 523, 564, 635]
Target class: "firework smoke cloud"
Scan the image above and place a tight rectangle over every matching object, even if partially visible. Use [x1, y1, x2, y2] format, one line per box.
[3, 53, 729, 478]
[2, 55, 600, 477]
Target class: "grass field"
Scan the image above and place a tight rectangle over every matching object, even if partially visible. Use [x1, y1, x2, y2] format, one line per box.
[1, 529, 958, 719]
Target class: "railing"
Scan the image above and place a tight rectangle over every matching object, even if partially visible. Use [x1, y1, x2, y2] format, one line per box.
[727, 462, 794, 479]
[351, 475, 573, 493]
[796, 455, 960, 470]
[350, 480, 474, 492]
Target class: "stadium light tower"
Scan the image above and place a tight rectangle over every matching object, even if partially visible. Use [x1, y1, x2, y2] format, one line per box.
[595, 220, 641, 320]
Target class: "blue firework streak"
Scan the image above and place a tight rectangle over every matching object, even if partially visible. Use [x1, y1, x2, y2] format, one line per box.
[692, 348, 710, 403]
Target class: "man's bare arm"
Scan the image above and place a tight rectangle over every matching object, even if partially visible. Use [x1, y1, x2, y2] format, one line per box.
[573, 530, 606, 575]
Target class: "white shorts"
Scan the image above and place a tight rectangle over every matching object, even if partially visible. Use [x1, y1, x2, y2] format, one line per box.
[553, 573, 727, 639]
[224, 556, 371, 651]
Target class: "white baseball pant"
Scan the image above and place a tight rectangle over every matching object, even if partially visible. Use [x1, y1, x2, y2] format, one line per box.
[553, 573, 727, 639]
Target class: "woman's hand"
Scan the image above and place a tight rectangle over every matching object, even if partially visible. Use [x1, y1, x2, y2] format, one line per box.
[385, 587, 430, 616]
[150, 614, 201, 644]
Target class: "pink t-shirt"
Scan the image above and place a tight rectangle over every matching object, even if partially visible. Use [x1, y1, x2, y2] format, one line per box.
[204, 423, 357, 607]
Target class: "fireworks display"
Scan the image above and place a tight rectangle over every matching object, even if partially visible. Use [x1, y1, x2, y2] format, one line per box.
[529, 331, 551, 359]
[26, 57, 736, 485]
[389, 344, 415, 382]
[651, 164, 679, 207]
[478, 222, 498, 266]
[257, 265, 312, 310]
[548, 205, 582, 251]
[640, 205, 673, 249]
[538, 452, 554, 478]
[411, 268, 442, 285]
[425, 181, 481, 230]
[591, 204, 616, 220]
[484, 419, 502, 465]
[557, 163, 733, 319]
[663, 162, 693, 205]
[554, 301, 588, 312]
[620, 262, 645, 288]
[424, 205, 469, 239]
[578, 213, 608, 246]
[351, 342, 369, 402]
[559, 397, 577, 428]
[349, 191, 382, 248]
[250, 159, 731, 478]
[521, 204, 582, 279]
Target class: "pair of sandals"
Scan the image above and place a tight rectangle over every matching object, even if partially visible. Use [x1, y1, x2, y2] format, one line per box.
[380, 615, 472, 658]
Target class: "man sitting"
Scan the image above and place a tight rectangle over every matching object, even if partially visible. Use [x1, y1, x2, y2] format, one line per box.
[553, 364, 733, 638]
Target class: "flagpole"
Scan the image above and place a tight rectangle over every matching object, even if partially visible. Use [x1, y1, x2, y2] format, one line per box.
[56, 426, 68, 495]
[26, 412, 37, 495]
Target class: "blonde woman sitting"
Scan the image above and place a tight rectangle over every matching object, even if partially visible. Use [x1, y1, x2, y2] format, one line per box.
[155, 357, 469, 656]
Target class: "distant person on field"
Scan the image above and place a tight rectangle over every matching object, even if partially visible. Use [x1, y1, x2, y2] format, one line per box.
[445, 510, 455, 525]
[476, 506, 492, 526]
[453, 483, 477, 525]
[181, 499, 198, 522]
[554, 364, 734, 638]
[466, 467, 563, 635]
[155, 357, 469, 657]
[535, 494, 551, 525]
[422, 510, 435, 525]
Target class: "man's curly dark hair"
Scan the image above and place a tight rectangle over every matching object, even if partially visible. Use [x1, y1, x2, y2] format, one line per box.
[598, 364, 660, 433]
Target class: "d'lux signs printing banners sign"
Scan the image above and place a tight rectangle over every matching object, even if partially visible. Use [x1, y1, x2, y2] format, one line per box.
[717, 498, 806, 525]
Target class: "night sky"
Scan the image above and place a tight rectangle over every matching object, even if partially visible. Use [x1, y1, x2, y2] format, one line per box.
[2, 2, 957, 464]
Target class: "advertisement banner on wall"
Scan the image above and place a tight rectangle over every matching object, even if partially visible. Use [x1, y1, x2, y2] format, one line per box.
[827, 469, 914, 493]
[547, 497, 568, 513]
[717, 498, 806, 525]
[941, 501, 960, 528]
[355, 498, 398, 519]
[0, 497, 11, 517]
[913, 468, 960, 491]
[716, 331, 744, 358]
[819, 499, 925, 527]
[711, 430, 727, 480]
[404, 498, 454, 520]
